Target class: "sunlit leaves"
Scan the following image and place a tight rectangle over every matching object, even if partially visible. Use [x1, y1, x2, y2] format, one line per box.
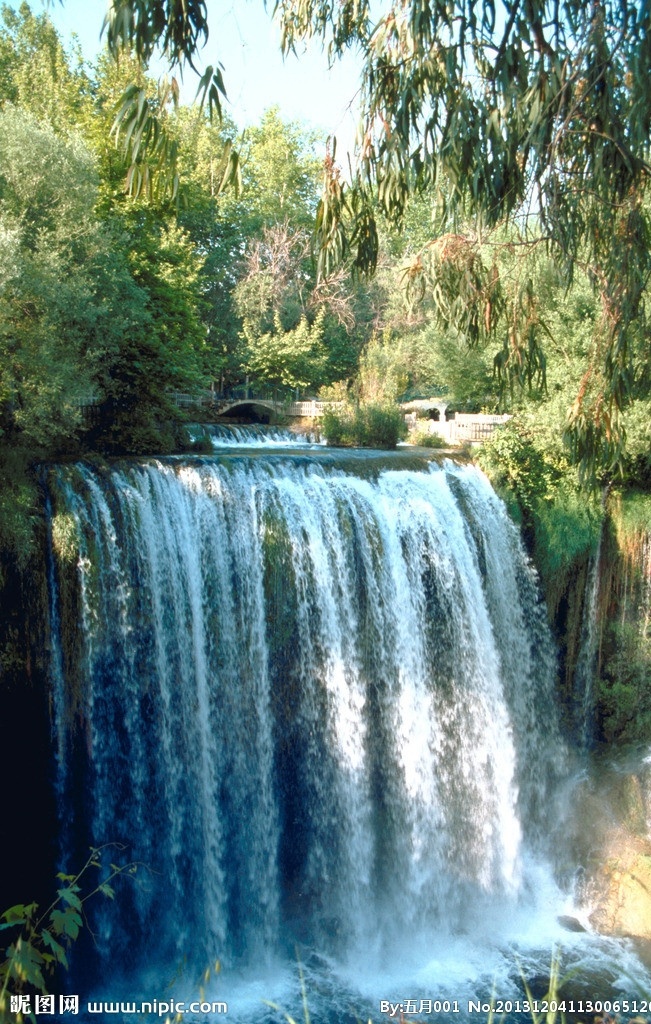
[103, 1, 234, 197]
[401, 233, 503, 343]
[112, 78, 180, 198]
[194, 64, 227, 122]
[244, 308, 328, 390]
[103, 0, 210, 74]
[315, 149, 348, 279]
[273, 0, 651, 478]
[274, 0, 372, 61]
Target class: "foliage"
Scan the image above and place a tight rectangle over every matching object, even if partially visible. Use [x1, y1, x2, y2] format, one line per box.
[283, 0, 651, 478]
[242, 108, 321, 230]
[0, 454, 39, 583]
[234, 222, 314, 337]
[321, 401, 407, 448]
[0, 2, 92, 130]
[620, 399, 651, 487]
[412, 322, 497, 410]
[598, 619, 651, 743]
[478, 417, 603, 607]
[355, 333, 407, 404]
[25, 0, 651, 479]
[244, 310, 328, 392]
[103, 0, 236, 198]
[611, 491, 651, 547]
[0, 106, 101, 559]
[409, 427, 447, 449]
[0, 847, 134, 1024]
[595, 490, 651, 743]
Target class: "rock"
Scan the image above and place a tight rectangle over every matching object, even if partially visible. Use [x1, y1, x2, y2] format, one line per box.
[587, 832, 651, 938]
[557, 914, 587, 932]
[569, 755, 651, 941]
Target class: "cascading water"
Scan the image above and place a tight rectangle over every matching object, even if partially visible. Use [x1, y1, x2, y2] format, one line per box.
[198, 422, 323, 447]
[43, 452, 649, 1021]
[572, 533, 603, 748]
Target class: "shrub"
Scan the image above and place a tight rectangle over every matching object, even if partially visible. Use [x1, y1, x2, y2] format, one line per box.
[321, 406, 356, 447]
[321, 403, 407, 449]
[409, 427, 447, 449]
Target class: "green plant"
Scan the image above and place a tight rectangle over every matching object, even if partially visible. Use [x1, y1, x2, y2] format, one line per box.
[0, 846, 135, 1024]
[477, 419, 603, 611]
[599, 620, 651, 742]
[409, 427, 447, 449]
[322, 402, 406, 449]
[512, 948, 582, 1024]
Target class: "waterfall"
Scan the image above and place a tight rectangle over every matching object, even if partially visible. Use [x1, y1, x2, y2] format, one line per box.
[572, 532, 603, 748]
[201, 423, 323, 447]
[45, 454, 572, 1013]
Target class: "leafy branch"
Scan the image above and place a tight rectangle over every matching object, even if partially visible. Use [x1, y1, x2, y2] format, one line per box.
[0, 845, 137, 1024]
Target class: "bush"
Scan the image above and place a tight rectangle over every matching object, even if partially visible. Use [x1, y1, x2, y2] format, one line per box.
[409, 427, 447, 448]
[477, 418, 603, 614]
[321, 403, 407, 449]
[321, 406, 355, 446]
[598, 621, 651, 742]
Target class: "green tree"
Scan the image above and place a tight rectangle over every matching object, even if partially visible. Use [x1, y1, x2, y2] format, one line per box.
[0, 106, 103, 456]
[174, 106, 243, 388]
[244, 308, 328, 391]
[241, 107, 321, 231]
[0, 105, 154, 560]
[99, 0, 651, 480]
[0, 2, 92, 130]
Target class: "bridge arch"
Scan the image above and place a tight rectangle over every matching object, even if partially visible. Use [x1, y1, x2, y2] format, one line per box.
[214, 399, 277, 422]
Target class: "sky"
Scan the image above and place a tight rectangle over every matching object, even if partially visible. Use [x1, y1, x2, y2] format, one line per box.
[34, 0, 363, 159]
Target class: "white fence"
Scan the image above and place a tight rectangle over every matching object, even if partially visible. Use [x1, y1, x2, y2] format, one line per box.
[286, 400, 344, 418]
[423, 413, 511, 445]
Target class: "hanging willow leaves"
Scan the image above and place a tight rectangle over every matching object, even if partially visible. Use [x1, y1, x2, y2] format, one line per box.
[112, 78, 180, 198]
[48, 0, 651, 478]
[103, 0, 233, 198]
[103, 0, 211, 72]
[401, 233, 503, 343]
[273, 0, 651, 480]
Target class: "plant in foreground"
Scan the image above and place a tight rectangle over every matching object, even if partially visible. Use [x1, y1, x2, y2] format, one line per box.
[0, 845, 136, 1024]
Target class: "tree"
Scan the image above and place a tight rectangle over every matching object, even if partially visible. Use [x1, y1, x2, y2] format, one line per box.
[0, 105, 153, 562]
[0, 106, 104, 455]
[241, 107, 322, 231]
[244, 309, 328, 391]
[0, 1, 92, 130]
[101, 0, 651, 480]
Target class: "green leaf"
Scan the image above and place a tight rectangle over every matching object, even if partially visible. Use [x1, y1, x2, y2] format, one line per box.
[41, 928, 69, 969]
[50, 908, 81, 940]
[57, 886, 82, 911]
[1, 902, 36, 924]
[7, 937, 46, 991]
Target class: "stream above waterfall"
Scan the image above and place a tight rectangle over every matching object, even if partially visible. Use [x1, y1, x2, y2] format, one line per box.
[43, 447, 651, 1022]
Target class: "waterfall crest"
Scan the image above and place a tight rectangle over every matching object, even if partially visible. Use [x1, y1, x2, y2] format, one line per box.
[45, 455, 564, 988]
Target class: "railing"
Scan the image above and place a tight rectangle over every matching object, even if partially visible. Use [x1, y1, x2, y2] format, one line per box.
[173, 393, 343, 418]
[452, 413, 511, 441]
[286, 400, 344, 418]
[423, 413, 511, 444]
[75, 389, 509, 444]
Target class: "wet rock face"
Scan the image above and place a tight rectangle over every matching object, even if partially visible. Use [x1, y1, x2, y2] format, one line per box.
[588, 832, 651, 937]
[573, 755, 651, 939]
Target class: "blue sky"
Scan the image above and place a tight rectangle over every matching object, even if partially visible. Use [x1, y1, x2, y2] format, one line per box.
[35, 0, 362, 157]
